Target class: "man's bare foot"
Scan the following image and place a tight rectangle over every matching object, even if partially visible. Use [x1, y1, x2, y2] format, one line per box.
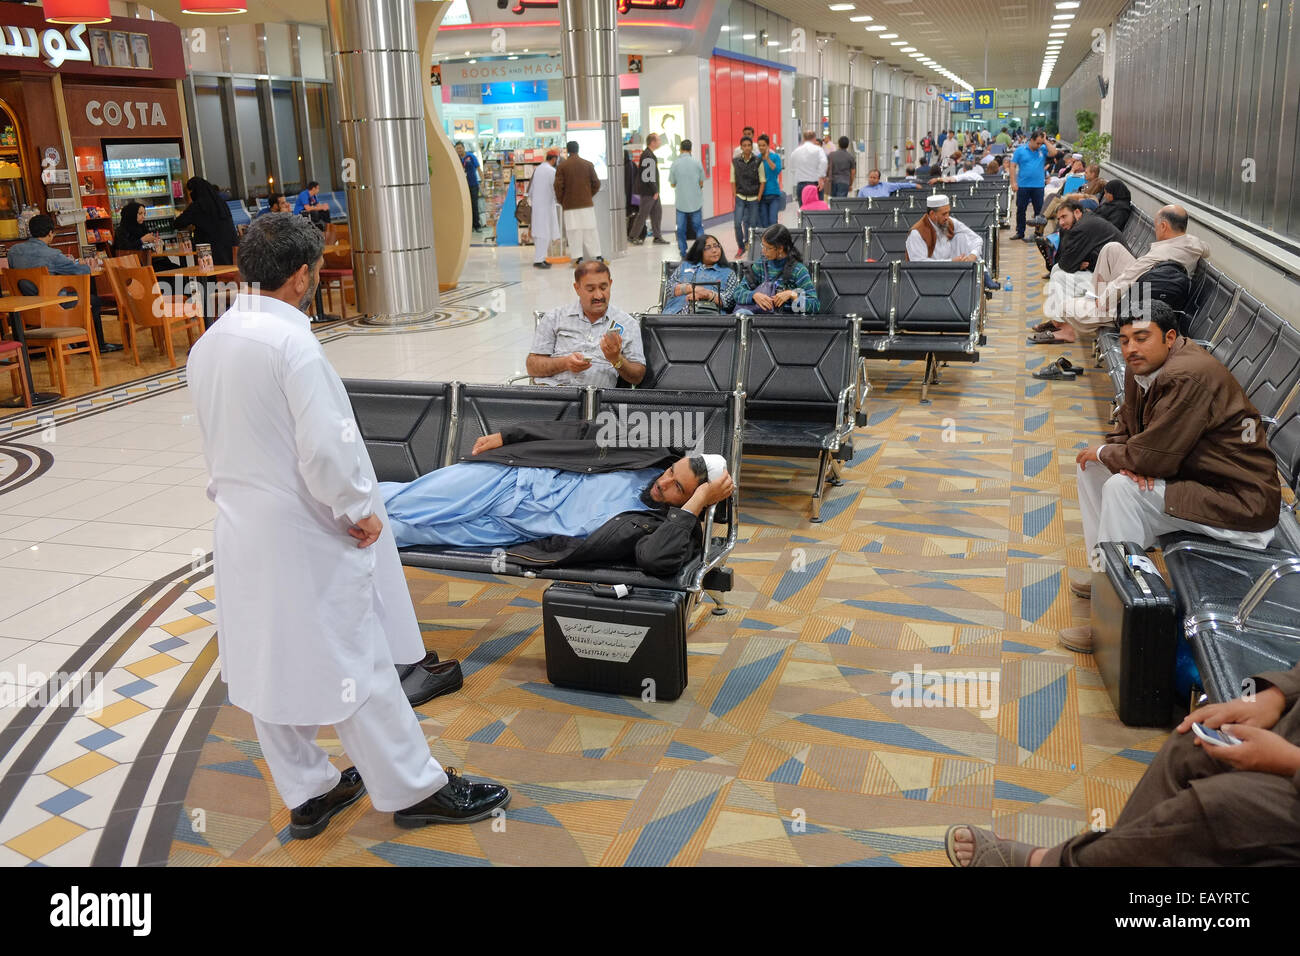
[950, 826, 1048, 866]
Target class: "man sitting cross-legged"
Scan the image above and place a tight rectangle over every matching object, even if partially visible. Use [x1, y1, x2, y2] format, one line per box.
[1058, 301, 1280, 653]
[380, 420, 734, 578]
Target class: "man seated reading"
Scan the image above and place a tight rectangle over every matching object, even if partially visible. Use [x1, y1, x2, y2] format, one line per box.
[1060, 301, 1280, 653]
[379, 420, 734, 578]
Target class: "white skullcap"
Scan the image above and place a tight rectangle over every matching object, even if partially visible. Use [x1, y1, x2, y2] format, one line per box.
[1072, 152, 1083, 160]
[702, 454, 727, 483]
[926, 194, 950, 209]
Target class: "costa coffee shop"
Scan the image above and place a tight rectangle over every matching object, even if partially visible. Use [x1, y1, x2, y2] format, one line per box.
[0, 5, 188, 258]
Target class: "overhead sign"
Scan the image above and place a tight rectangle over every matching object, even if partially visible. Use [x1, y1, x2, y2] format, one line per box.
[941, 91, 972, 102]
[973, 89, 995, 110]
[439, 54, 562, 85]
[511, 0, 684, 14]
[0, 7, 183, 78]
[951, 101, 970, 113]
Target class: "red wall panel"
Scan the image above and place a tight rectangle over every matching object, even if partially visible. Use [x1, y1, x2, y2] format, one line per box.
[710, 55, 784, 218]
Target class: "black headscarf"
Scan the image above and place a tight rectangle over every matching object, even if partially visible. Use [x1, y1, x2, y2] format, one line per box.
[173, 176, 238, 265]
[1094, 178, 1133, 231]
[185, 177, 232, 227]
[113, 201, 147, 250]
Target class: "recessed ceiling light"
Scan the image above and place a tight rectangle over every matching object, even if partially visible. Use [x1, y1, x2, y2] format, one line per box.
[828, 3, 856, 10]
[1049, 31, 1067, 37]
[909, 53, 925, 58]
[1056, 1, 1080, 7]
[768, 40, 779, 46]
[890, 40, 907, 46]
[507, 55, 518, 60]
[850, 15, 873, 21]
[1052, 13, 1075, 19]
[742, 33, 756, 39]
[901, 46, 916, 52]
[720, 25, 730, 31]
[880, 33, 898, 39]
[866, 26, 887, 32]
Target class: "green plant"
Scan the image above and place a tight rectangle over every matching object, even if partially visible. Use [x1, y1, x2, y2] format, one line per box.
[1075, 130, 1113, 166]
[1075, 108, 1096, 135]
[1045, 119, 1060, 137]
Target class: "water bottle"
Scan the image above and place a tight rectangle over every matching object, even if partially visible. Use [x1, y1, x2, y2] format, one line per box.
[1003, 274, 1013, 292]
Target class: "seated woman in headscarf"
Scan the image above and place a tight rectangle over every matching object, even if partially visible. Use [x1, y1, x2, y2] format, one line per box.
[172, 176, 239, 265]
[111, 201, 157, 255]
[735, 224, 819, 315]
[799, 183, 831, 211]
[661, 234, 739, 314]
[1092, 178, 1133, 233]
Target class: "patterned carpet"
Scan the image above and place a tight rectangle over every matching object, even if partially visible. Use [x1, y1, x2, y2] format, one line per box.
[167, 235, 1170, 867]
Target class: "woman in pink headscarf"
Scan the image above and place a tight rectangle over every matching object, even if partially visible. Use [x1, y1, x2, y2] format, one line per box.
[800, 183, 830, 211]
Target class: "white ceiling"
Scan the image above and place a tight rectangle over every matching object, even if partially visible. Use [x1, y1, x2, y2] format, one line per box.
[750, 0, 1129, 90]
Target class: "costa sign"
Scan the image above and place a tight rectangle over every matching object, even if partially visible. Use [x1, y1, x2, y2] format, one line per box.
[0, 22, 92, 69]
[85, 99, 169, 130]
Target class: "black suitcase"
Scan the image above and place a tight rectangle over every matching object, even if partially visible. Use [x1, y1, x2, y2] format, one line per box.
[1091, 540, 1178, 726]
[542, 582, 689, 701]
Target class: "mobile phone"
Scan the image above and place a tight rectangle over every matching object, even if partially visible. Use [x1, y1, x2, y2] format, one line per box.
[1191, 723, 1241, 747]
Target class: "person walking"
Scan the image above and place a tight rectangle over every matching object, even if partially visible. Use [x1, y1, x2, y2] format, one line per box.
[455, 142, 482, 232]
[628, 133, 668, 245]
[668, 139, 705, 258]
[528, 148, 560, 269]
[553, 140, 603, 263]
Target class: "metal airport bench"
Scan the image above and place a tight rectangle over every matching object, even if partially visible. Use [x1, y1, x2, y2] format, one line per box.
[342, 379, 742, 616]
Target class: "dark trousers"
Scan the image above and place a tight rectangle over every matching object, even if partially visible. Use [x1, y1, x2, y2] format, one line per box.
[629, 195, 662, 240]
[732, 197, 759, 252]
[1014, 186, 1044, 237]
[468, 181, 481, 229]
[830, 182, 850, 198]
[758, 194, 781, 228]
[1043, 723, 1300, 866]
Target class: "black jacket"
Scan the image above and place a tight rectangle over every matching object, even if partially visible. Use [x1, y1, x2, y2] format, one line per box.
[636, 150, 659, 197]
[462, 419, 704, 578]
[1056, 212, 1125, 273]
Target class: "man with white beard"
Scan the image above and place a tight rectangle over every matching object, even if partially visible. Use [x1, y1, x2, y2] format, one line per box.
[187, 214, 510, 838]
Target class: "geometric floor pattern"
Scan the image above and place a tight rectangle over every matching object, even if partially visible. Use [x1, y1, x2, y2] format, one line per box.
[167, 236, 1170, 866]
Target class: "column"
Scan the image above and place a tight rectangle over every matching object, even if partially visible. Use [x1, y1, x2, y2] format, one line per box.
[829, 83, 849, 143]
[327, 0, 439, 325]
[559, 0, 624, 258]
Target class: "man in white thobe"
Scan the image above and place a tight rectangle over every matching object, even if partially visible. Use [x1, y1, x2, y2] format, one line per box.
[529, 148, 560, 269]
[187, 214, 509, 838]
[905, 193, 983, 262]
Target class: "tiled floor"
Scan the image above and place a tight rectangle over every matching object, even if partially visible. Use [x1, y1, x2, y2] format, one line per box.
[0, 216, 1162, 867]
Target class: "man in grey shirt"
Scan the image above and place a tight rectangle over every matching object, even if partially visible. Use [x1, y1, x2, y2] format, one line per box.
[8, 214, 121, 352]
[668, 139, 705, 258]
[828, 136, 856, 198]
[528, 260, 646, 388]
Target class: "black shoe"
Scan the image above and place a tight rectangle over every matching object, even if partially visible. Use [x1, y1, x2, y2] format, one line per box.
[1012, 233, 1025, 241]
[393, 767, 510, 828]
[652, 238, 669, 245]
[1027, 215, 1047, 227]
[533, 261, 551, 269]
[401, 658, 463, 707]
[98, 343, 124, 354]
[395, 649, 438, 683]
[290, 767, 366, 839]
[627, 237, 643, 245]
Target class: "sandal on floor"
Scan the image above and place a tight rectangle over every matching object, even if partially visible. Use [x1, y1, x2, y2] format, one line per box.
[1055, 357, 1088, 374]
[945, 825, 1038, 867]
[1032, 361, 1077, 380]
[1031, 319, 1057, 333]
[1026, 329, 1067, 345]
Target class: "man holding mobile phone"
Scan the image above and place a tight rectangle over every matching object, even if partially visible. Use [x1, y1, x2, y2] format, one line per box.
[945, 660, 1300, 866]
[527, 259, 645, 387]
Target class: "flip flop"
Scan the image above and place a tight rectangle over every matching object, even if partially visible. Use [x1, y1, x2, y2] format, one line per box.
[1026, 330, 1067, 344]
[1055, 357, 1088, 374]
[1031, 320, 1057, 333]
[1032, 362, 1077, 380]
[945, 825, 1038, 867]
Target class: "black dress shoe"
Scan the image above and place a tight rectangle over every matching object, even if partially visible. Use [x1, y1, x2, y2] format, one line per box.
[290, 767, 366, 839]
[393, 767, 510, 828]
[395, 649, 438, 683]
[533, 261, 551, 269]
[652, 237, 669, 245]
[98, 343, 124, 353]
[402, 657, 463, 706]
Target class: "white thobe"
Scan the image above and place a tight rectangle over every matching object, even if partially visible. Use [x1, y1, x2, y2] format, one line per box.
[905, 216, 983, 261]
[186, 292, 424, 726]
[529, 160, 559, 262]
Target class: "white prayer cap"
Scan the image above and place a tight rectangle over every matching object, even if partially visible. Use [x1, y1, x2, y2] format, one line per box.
[1072, 152, 1083, 160]
[926, 194, 950, 209]
[702, 453, 728, 483]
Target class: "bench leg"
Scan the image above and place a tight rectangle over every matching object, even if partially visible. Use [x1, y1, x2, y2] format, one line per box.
[810, 449, 830, 522]
[827, 457, 845, 486]
[919, 353, 938, 405]
[705, 589, 728, 616]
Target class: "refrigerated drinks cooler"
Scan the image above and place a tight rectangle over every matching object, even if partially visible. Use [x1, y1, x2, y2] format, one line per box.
[103, 143, 184, 240]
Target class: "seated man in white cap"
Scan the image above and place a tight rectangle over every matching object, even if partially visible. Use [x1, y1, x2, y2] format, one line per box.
[905, 193, 983, 263]
[378, 418, 734, 578]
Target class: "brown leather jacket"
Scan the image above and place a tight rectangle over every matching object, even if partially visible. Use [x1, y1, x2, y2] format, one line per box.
[1105, 336, 1280, 531]
[553, 154, 601, 210]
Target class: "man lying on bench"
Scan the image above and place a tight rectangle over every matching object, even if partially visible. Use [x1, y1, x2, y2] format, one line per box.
[379, 419, 735, 578]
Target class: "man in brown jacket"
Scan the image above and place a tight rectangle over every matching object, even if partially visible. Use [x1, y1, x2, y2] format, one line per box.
[947, 659, 1300, 865]
[553, 140, 602, 263]
[1061, 301, 1280, 652]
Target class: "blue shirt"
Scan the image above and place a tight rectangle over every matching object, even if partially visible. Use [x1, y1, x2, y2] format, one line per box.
[1012, 144, 1048, 188]
[380, 462, 658, 548]
[759, 151, 783, 196]
[856, 182, 916, 198]
[6, 237, 90, 276]
[293, 189, 316, 214]
[460, 152, 480, 188]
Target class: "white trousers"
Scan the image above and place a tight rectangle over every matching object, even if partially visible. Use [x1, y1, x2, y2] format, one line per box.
[1053, 243, 1139, 333]
[1043, 265, 1094, 322]
[1076, 461, 1276, 557]
[253, 639, 448, 812]
[563, 207, 601, 261]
